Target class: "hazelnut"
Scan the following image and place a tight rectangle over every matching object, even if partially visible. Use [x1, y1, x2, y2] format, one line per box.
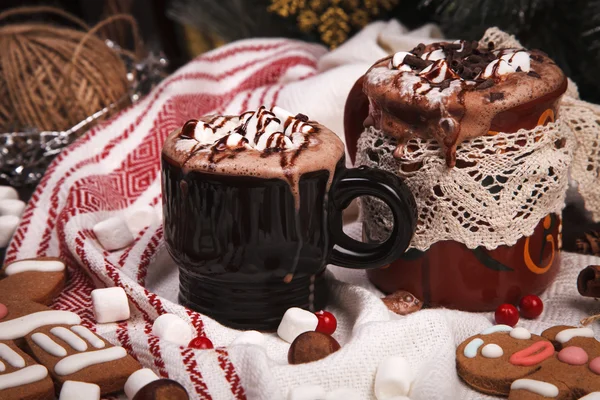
[288, 331, 340, 364]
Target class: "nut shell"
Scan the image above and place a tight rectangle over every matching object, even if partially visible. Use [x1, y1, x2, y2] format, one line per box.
[288, 331, 340, 364]
[132, 379, 189, 400]
[382, 290, 422, 315]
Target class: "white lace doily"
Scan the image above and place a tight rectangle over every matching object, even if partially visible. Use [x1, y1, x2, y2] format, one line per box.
[357, 122, 575, 251]
[483, 27, 600, 222]
[356, 27, 600, 252]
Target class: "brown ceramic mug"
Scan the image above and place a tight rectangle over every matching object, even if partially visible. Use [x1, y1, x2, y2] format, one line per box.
[344, 47, 568, 311]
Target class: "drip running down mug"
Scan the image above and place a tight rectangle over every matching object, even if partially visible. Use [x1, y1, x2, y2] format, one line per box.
[162, 120, 417, 330]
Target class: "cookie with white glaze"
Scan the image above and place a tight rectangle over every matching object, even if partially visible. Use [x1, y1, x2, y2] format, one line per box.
[25, 324, 140, 395]
[0, 340, 54, 400]
[457, 325, 600, 400]
[0, 257, 141, 397]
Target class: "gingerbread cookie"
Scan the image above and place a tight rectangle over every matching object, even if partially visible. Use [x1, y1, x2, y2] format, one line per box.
[25, 324, 140, 394]
[0, 340, 54, 400]
[0, 257, 66, 304]
[0, 257, 141, 398]
[456, 325, 600, 399]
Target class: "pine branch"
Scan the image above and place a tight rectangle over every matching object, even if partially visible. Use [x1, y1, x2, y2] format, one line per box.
[419, 0, 600, 102]
[168, 0, 306, 43]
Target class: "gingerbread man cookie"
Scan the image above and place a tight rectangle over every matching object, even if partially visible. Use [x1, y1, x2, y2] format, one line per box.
[457, 324, 600, 399]
[0, 257, 141, 398]
[0, 340, 54, 400]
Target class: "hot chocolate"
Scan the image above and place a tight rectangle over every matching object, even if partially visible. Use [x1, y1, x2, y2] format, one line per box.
[162, 107, 417, 329]
[363, 40, 567, 166]
[162, 106, 345, 207]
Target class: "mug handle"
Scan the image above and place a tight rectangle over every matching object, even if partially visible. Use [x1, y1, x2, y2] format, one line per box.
[328, 165, 417, 269]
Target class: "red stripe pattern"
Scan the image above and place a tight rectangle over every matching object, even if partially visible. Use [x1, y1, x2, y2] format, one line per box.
[5, 38, 326, 399]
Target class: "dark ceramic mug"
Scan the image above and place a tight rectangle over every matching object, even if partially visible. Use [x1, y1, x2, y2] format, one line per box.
[162, 155, 416, 330]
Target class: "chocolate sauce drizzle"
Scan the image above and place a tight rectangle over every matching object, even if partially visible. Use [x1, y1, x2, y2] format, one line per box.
[176, 107, 320, 178]
[364, 38, 565, 169]
[400, 40, 523, 91]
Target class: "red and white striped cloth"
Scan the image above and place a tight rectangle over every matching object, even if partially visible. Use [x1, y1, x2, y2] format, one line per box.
[6, 21, 600, 400]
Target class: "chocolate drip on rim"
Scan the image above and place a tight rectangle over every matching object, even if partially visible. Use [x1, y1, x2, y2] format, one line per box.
[364, 40, 567, 168]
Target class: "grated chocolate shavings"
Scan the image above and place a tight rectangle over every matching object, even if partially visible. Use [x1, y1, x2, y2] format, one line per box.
[410, 43, 426, 57]
[404, 54, 432, 69]
[476, 79, 495, 90]
[489, 92, 505, 102]
[439, 79, 452, 90]
[295, 113, 309, 122]
[530, 54, 544, 62]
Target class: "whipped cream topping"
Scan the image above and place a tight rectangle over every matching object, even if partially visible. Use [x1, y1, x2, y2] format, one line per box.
[389, 40, 531, 83]
[182, 106, 316, 152]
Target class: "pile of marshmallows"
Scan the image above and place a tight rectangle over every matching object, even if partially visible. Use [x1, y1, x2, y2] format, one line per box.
[0, 186, 26, 248]
[91, 286, 414, 400]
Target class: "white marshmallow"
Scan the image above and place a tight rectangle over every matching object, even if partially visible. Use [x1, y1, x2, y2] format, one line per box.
[224, 133, 250, 149]
[288, 385, 326, 400]
[59, 380, 101, 400]
[255, 132, 293, 151]
[194, 121, 220, 144]
[277, 307, 319, 343]
[231, 330, 265, 347]
[501, 50, 530, 72]
[325, 388, 361, 400]
[421, 49, 446, 61]
[125, 205, 159, 235]
[482, 59, 516, 79]
[0, 215, 19, 248]
[91, 287, 131, 323]
[272, 106, 295, 125]
[93, 216, 134, 251]
[0, 186, 18, 200]
[0, 199, 25, 217]
[392, 51, 413, 68]
[124, 368, 159, 399]
[152, 313, 194, 346]
[374, 356, 414, 399]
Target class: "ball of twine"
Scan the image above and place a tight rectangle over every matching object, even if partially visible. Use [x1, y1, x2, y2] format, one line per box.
[0, 6, 141, 132]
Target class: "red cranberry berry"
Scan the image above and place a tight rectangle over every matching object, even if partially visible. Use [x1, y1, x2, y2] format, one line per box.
[519, 295, 544, 319]
[189, 336, 214, 349]
[495, 304, 519, 327]
[315, 310, 337, 335]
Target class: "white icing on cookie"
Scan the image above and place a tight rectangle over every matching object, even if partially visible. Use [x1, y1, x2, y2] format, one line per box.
[0, 365, 48, 390]
[0, 360, 4, 372]
[54, 347, 127, 376]
[510, 327, 531, 340]
[71, 325, 105, 349]
[0, 343, 25, 367]
[0, 311, 81, 340]
[31, 332, 67, 357]
[481, 325, 512, 335]
[464, 338, 484, 358]
[555, 328, 595, 343]
[482, 344, 504, 358]
[511, 379, 559, 397]
[51, 327, 88, 351]
[5, 259, 65, 275]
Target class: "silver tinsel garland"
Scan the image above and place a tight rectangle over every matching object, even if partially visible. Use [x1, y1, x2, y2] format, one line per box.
[0, 40, 167, 187]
